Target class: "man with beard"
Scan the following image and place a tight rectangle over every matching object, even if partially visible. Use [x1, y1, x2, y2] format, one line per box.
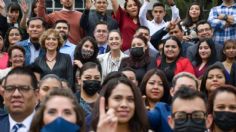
[54, 20, 76, 61]
[17, 17, 46, 65]
[80, 0, 118, 36]
[37, 0, 84, 44]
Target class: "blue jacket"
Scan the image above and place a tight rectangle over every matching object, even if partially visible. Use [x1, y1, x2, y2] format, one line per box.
[148, 102, 172, 132]
[0, 113, 10, 132]
[17, 39, 45, 65]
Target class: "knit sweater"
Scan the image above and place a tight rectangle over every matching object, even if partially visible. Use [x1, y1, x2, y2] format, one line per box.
[37, 0, 84, 44]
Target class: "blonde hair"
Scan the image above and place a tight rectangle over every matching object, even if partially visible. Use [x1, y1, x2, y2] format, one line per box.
[39, 29, 64, 51]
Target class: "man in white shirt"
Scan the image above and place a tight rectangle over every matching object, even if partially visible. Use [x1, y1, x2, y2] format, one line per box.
[139, 0, 180, 35]
[0, 67, 38, 132]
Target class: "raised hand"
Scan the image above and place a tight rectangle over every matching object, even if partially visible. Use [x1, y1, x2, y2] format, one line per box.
[19, 0, 29, 15]
[86, 0, 93, 9]
[74, 60, 83, 68]
[97, 97, 118, 132]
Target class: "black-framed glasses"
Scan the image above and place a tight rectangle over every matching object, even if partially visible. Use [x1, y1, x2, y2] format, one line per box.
[4, 85, 33, 93]
[172, 111, 207, 124]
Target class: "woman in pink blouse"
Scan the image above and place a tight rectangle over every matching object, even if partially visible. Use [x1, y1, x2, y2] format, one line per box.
[0, 32, 8, 69]
[110, 0, 141, 51]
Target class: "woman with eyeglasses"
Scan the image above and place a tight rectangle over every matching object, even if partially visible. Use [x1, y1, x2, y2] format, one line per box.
[208, 85, 236, 132]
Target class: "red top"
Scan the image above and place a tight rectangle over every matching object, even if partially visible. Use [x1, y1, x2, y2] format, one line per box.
[113, 6, 139, 51]
[0, 52, 9, 69]
[157, 57, 195, 75]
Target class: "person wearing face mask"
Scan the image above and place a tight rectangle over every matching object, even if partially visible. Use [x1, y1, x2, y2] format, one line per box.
[73, 37, 100, 80]
[75, 62, 102, 117]
[168, 86, 213, 132]
[119, 35, 156, 85]
[207, 85, 236, 132]
[29, 88, 85, 132]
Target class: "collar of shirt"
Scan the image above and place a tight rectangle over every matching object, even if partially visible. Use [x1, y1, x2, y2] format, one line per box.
[9, 110, 36, 132]
[98, 44, 107, 49]
[151, 19, 166, 26]
[221, 3, 236, 7]
[63, 40, 76, 47]
[62, 7, 74, 11]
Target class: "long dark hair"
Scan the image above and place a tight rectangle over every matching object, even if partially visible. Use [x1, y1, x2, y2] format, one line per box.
[120, 35, 150, 69]
[162, 36, 182, 63]
[221, 39, 236, 61]
[6, 2, 23, 23]
[200, 63, 229, 97]
[193, 38, 217, 66]
[207, 85, 236, 131]
[74, 36, 99, 64]
[181, 2, 203, 27]
[3, 27, 23, 52]
[91, 77, 149, 132]
[29, 88, 85, 132]
[140, 68, 171, 104]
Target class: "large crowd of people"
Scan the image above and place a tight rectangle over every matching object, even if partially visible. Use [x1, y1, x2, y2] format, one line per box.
[0, 0, 236, 132]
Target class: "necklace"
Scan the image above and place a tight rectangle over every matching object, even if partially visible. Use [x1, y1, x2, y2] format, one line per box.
[46, 55, 56, 62]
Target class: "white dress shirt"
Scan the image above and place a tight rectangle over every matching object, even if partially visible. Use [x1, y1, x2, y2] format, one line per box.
[139, 1, 180, 35]
[9, 110, 35, 132]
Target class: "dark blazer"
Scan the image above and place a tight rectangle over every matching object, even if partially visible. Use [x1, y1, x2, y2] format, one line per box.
[0, 113, 10, 132]
[230, 61, 236, 86]
[33, 52, 74, 87]
[80, 9, 118, 36]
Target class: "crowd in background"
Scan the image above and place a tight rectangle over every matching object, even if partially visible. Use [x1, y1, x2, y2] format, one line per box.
[0, 0, 236, 132]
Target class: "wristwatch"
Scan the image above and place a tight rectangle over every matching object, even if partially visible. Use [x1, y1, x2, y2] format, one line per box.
[223, 14, 228, 21]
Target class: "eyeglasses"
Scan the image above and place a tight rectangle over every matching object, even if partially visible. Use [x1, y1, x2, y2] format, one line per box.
[172, 111, 206, 124]
[4, 85, 33, 94]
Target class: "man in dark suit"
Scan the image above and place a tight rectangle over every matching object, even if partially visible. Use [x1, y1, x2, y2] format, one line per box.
[0, 67, 38, 132]
[186, 20, 223, 62]
[93, 21, 110, 55]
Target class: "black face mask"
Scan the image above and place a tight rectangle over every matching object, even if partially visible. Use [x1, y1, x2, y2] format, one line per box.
[174, 118, 206, 132]
[83, 80, 101, 96]
[130, 47, 144, 58]
[213, 111, 236, 131]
